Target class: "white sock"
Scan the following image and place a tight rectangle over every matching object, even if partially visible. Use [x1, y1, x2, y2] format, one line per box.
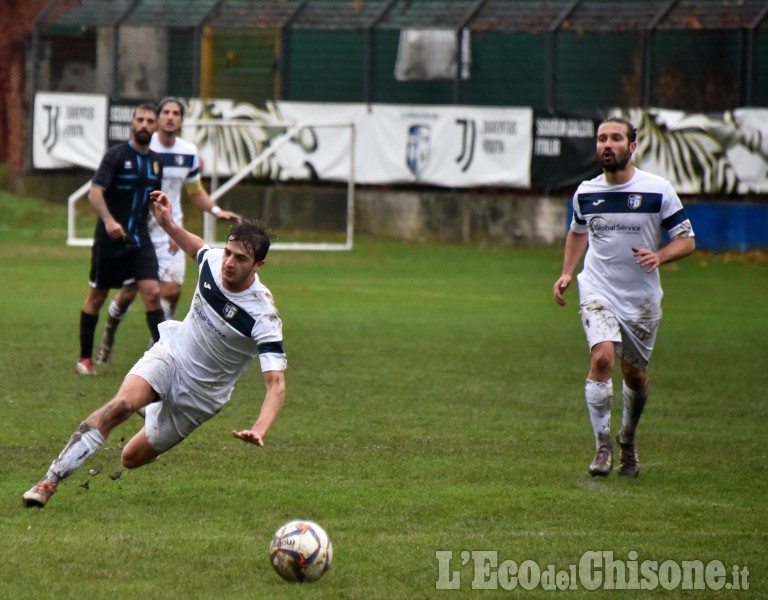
[585, 379, 612, 448]
[48, 423, 105, 482]
[160, 298, 176, 321]
[620, 381, 648, 444]
[108, 299, 129, 321]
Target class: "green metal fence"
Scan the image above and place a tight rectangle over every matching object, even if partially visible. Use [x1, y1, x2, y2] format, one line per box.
[34, 0, 768, 111]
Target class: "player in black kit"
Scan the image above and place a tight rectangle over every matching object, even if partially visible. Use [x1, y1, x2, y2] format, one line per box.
[75, 102, 164, 375]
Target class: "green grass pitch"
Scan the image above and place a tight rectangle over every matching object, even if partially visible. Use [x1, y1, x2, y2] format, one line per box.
[0, 191, 765, 599]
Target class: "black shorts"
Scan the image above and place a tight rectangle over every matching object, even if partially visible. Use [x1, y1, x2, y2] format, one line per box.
[89, 241, 159, 289]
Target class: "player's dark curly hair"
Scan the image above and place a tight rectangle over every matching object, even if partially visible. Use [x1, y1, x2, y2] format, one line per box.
[228, 220, 273, 262]
[600, 116, 637, 142]
[157, 97, 185, 118]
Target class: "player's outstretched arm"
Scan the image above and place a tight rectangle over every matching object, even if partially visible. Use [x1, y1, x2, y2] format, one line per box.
[151, 190, 205, 260]
[232, 370, 286, 448]
[189, 188, 242, 222]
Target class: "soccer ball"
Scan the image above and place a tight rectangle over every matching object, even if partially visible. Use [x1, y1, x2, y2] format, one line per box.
[269, 520, 333, 582]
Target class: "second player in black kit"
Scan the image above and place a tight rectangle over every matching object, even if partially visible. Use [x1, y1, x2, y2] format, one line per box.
[76, 102, 165, 375]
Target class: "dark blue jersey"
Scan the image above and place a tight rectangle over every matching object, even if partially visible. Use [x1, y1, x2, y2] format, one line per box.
[91, 141, 163, 247]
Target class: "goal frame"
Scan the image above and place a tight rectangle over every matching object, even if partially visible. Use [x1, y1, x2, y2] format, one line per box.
[66, 121, 356, 251]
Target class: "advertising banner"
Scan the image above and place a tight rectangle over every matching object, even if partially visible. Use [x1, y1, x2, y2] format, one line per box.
[32, 92, 107, 170]
[275, 102, 533, 188]
[30, 94, 768, 195]
[530, 112, 601, 191]
[108, 100, 143, 146]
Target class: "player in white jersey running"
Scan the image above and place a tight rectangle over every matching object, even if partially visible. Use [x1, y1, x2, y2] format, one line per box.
[22, 191, 285, 508]
[553, 116, 695, 478]
[96, 97, 241, 365]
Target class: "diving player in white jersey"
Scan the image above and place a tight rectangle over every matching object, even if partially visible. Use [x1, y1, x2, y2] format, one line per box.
[23, 191, 285, 508]
[96, 97, 241, 365]
[553, 116, 695, 478]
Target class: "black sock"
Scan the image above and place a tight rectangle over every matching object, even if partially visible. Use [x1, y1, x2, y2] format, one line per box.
[79, 311, 99, 360]
[146, 309, 165, 343]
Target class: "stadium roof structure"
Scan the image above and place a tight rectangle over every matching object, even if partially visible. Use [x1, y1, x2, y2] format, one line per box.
[659, 0, 768, 30]
[206, 1, 304, 29]
[44, 0, 221, 29]
[39, 0, 768, 32]
[122, 0, 222, 27]
[377, 0, 479, 30]
[48, 0, 137, 28]
[474, 0, 768, 33]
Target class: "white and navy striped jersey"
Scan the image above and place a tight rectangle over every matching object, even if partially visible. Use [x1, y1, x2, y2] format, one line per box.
[570, 168, 694, 320]
[148, 135, 204, 246]
[159, 246, 286, 410]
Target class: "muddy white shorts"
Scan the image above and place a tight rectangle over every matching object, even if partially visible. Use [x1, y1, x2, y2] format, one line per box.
[579, 297, 661, 369]
[128, 342, 223, 453]
[155, 240, 186, 286]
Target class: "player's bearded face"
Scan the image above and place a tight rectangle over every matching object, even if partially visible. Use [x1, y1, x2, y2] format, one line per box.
[131, 109, 157, 145]
[134, 128, 152, 144]
[597, 142, 631, 173]
[596, 122, 634, 173]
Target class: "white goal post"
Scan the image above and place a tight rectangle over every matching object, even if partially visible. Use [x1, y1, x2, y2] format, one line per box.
[66, 121, 356, 251]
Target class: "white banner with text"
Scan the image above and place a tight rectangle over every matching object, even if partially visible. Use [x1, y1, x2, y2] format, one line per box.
[32, 92, 107, 170]
[275, 102, 533, 188]
[30, 93, 768, 195]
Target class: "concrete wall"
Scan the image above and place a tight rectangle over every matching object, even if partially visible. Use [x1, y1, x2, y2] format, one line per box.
[202, 183, 569, 246]
[7, 172, 768, 251]
[7, 172, 568, 246]
[355, 190, 568, 246]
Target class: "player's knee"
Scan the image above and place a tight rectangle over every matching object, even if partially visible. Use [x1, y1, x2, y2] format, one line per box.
[121, 451, 139, 469]
[624, 372, 648, 393]
[145, 291, 161, 307]
[117, 289, 138, 310]
[137, 281, 162, 308]
[121, 453, 147, 469]
[591, 353, 613, 374]
[85, 289, 110, 312]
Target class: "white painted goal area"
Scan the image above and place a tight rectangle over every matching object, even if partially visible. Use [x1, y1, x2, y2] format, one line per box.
[67, 121, 355, 251]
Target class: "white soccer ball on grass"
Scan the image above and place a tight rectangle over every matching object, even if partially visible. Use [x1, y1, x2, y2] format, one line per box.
[269, 519, 333, 582]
